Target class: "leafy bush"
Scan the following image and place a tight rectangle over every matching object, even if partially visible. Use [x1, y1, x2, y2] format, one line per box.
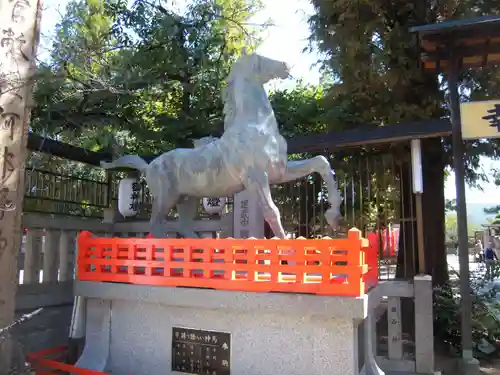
[434, 263, 500, 358]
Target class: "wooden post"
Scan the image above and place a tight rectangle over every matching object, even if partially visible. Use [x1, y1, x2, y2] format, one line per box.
[43, 230, 60, 283]
[0, 0, 42, 370]
[23, 228, 42, 283]
[59, 230, 71, 281]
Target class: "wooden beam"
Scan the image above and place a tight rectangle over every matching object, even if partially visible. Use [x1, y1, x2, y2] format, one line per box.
[27, 132, 112, 166]
[421, 41, 500, 62]
[422, 54, 500, 71]
[419, 26, 500, 44]
[411, 16, 500, 40]
[286, 119, 452, 153]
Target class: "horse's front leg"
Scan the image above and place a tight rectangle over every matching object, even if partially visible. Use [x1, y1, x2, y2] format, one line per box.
[243, 171, 286, 238]
[177, 196, 201, 238]
[276, 157, 342, 229]
[147, 173, 179, 238]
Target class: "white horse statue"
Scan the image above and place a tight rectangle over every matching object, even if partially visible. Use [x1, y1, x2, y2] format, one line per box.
[101, 50, 342, 238]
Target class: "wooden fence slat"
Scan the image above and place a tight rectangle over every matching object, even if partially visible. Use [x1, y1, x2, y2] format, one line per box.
[42, 230, 60, 283]
[59, 231, 71, 281]
[23, 229, 42, 284]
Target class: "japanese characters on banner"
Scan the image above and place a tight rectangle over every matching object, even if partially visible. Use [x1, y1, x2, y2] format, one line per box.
[0, 0, 41, 323]
[117, 178, 141, 217]
[460, 99, 500, 140]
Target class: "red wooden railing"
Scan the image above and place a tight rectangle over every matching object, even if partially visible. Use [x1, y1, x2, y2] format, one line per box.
[27, 346, 111, 375]
[77, 228, 378, 297]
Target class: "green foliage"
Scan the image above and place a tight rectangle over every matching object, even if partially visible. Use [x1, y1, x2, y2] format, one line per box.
[308, 0, 444, 124]
[444, 213, 480, 242]
[31, 0, 268, 156]
[445, 214, 458, 242]
[446, 199, 457, 213]
[469, 223, 483, 238]
[270, 82, 328, 135]
[434, 265, 500, 356]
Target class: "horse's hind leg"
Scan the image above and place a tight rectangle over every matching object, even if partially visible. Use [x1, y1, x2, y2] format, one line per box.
[177, 196, 201, 238]
[276, 157, 342, 229]
[243, 171, 286, 238]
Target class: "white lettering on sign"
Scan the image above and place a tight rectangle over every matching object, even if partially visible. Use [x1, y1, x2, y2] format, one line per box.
[172, 327, 231, 375]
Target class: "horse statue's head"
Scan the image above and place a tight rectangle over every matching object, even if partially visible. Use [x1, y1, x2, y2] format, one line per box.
[222, 50, 291, 129]
[226, 48, 291, 85]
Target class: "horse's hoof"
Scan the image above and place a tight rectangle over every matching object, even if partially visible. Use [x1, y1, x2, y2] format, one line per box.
[325, 208, 341, 230]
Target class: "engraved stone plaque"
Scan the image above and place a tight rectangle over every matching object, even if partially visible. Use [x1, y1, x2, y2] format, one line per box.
[172, 327, 231, 375]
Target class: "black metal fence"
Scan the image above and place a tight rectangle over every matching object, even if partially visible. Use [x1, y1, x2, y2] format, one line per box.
[23, 167, 110, 217]
[272, 144, 416, 279]
[273, 149, 411, 230]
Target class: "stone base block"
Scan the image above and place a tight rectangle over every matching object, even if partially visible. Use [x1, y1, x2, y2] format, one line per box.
[75, 281, 373, 375]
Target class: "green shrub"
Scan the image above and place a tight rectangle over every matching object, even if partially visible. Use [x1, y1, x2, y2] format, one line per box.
[434, 263, 500, 358]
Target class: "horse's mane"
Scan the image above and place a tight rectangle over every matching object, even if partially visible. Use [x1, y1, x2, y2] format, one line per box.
[221, 81, 237, 130]
[222, 55, 260, 130]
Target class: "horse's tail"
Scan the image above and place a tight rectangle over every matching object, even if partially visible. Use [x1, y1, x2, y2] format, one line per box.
[100, 155, 149, 173]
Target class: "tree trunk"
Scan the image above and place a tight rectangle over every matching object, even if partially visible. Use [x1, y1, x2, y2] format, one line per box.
[421, 137, 448, 285]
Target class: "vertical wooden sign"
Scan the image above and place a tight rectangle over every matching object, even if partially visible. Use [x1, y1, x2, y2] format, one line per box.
[0, 0, 42, 345]
[233, 190, 265, 238]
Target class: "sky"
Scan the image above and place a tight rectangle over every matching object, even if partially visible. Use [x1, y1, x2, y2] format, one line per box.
[39, 0, 500, 204]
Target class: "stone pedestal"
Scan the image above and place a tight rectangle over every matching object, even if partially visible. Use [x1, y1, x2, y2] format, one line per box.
[75, 281, 375, 375]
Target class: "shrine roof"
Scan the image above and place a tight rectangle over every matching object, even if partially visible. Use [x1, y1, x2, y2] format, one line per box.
[410, 15, 500, 35]
[410, 15, 500, 71]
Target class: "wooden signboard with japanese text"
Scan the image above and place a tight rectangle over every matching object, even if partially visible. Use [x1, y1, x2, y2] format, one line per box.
[460, 99, 500, 140]
[0, 0, 42, 358]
